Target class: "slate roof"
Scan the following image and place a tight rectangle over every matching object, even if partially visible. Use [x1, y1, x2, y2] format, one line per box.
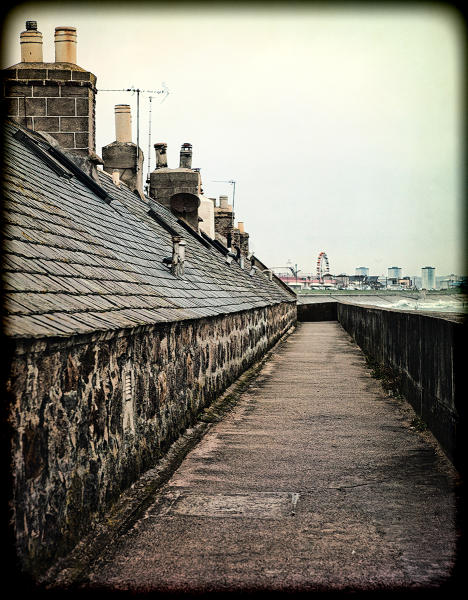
[2, 120, 295, 339]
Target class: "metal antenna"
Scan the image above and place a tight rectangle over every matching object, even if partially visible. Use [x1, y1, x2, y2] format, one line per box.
[147, 96, 153, 178]
[99, 85, 170, 180]
[211, 179, 236, 211]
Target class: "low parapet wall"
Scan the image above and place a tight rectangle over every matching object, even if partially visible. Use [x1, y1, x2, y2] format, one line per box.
[336, 303, 465, 468]
[297, 301, 337, 321]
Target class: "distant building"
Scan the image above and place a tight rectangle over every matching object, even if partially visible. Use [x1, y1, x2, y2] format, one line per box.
[348, 275, 367, 289]
[398, 277, 412, 288]
[421, 266, 436, 289]
[367, 275, 384, 289]
[388, 266, 402, 279]
[355, 267, 369, 277]
[335, 274, 350, 288]
[437, 274, 463, 289]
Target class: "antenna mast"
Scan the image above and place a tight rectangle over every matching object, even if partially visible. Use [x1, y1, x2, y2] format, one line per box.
[98, 85, 169, 182]
[147, 96, 153, 178]
[211, 179, 237, 211]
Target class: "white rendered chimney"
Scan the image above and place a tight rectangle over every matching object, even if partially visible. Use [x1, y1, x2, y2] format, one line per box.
[20, 21, 43, 63]
[54, 26, 77, 64]
[115, 104, 132, 143]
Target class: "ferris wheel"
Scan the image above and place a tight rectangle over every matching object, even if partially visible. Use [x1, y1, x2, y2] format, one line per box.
[316, 251, 330, 283]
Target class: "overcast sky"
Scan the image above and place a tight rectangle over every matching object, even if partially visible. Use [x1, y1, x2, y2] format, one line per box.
[2, 2, 465, 276]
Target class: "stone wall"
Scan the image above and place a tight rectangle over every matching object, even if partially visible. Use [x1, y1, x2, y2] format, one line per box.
[337, 303, 465, 467]
[6, 301, 296, 574]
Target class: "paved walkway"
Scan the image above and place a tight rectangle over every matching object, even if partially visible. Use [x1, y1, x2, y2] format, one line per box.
[84, 322, 458, 593]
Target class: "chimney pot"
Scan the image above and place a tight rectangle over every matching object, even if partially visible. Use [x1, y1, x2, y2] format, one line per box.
[20, 21, 43, 62]
[114, 104, 132, 143]
[154, 143, 168, 168]
[219, 195, 229, 209]
[238, 221, 245, 233]
[55, 26, 77, 64]
[179, 142, 192, 169]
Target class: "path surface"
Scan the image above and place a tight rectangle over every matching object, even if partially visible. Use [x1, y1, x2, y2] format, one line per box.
[84, 322, 458, 593]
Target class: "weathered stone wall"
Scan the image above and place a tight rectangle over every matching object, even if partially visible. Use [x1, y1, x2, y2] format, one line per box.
[337, 303, 465, 467]
[6, 301, 296, 574]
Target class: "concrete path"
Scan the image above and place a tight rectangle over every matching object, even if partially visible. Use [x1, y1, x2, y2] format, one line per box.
[84, 322, 458, 593]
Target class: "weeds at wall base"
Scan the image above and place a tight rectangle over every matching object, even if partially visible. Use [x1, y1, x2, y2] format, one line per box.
[364, 355, 405, 401]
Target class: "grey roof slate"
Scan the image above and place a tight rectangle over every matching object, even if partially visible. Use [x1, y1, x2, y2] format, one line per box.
[2, 120, 295, 339]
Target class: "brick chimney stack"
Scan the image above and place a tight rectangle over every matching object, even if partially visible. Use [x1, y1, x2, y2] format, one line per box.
[238, 221, 250, 258]
[214, 195, 234, 247]
[149, 142, 201, 209]
[102, 104, 144, 196]
[1, 21, 97, 156]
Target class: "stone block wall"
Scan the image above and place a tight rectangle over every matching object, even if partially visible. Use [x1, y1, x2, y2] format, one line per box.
[2, 65, 96, 154]
[6, 301, 296, 575]
[337, 303, 465, 467]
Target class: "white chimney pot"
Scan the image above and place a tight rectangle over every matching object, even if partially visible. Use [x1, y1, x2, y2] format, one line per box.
[115, 104, 132, 143]
[20, 21, 43, 63]
[55, 26, 77, 64]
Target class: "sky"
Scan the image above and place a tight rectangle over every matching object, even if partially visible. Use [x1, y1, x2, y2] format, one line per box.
[1, 1, 465, 277]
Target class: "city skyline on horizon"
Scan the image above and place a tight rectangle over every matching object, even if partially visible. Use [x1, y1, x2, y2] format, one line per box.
[275, 261, 464, 278]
